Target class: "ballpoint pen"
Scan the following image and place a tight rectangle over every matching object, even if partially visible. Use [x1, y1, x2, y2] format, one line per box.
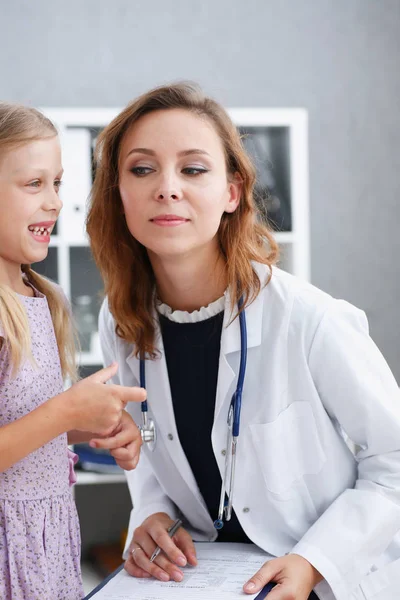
[149, 518, 183, 563]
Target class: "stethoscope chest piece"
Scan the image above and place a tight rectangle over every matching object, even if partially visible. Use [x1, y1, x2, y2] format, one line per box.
[139, 412, 157, 452]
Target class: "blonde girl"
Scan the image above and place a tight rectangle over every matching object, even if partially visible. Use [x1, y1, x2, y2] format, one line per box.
[0, 103, 145, 600]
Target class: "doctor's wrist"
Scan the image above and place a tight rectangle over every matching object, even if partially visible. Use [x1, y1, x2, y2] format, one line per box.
[291, 553, 323, 587]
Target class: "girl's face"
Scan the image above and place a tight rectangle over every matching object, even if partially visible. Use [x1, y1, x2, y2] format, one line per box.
[0, 136, 63, 278]
[118, 109, 240, 264]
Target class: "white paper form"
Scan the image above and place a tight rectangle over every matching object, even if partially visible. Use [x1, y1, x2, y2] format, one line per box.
[92, 542, 273, 599]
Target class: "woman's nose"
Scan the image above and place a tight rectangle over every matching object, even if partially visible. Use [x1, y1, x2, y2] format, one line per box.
[154, 174, 182, 202]
[156, 191, 180, 201]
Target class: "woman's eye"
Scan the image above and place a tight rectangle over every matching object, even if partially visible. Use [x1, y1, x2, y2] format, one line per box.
[182, 167, 208, 176]
[54, 179, 63, 192]
[130, 166, 153, 176]
[28, 180, 41, 188]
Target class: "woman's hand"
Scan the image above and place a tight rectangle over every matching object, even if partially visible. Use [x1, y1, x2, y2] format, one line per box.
[124, 512, 197, 582]
[89, 410, 142, 470]
[243, 554, 322, 598]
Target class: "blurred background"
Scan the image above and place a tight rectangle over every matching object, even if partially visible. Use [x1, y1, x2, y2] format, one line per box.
[1, 0, 399, 591]
[2, 0, 399, 378]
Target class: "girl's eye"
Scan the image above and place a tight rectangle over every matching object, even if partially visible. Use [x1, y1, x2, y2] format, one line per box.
[182, 167, 208, 176]
[54, 179, 63, 192]
[130, 166, 154, 177]
[28, 180, 41, 188]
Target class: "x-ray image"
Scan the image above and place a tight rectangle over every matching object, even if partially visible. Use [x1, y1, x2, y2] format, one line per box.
[240, 126, 292, 232]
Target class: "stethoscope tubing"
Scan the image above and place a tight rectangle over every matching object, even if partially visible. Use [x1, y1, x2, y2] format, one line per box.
[232, 302, 247, 437]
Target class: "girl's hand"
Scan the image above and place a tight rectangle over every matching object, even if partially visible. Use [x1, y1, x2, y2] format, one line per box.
[62, 362, 146, 436]
[89, 410, 142, 470]
[124, 512, 197, 582]
[243, 554, 322, 598]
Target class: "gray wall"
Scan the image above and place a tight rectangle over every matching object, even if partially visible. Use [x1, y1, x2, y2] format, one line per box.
[2, 0, 399, 380]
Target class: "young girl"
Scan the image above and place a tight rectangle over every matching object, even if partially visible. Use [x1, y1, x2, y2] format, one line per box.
[0, 102, 146, 600]
[87, 83, 400, 600]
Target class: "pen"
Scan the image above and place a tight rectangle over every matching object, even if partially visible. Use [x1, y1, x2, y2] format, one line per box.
[149, 518, 183, 563]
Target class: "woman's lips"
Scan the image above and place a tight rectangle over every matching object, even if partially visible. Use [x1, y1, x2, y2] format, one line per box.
[151, 215, 189, 227]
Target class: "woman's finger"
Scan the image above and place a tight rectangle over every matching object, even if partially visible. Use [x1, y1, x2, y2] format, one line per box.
[174, 529, 197, 566]
[124, 553, 151, 578]
[130, 542, 176, 582]
[149, 527, 188, 568]
[133, 524, 187, 582]
[110, 439, 142, 461]
[90, 428, 141, 450]
[112, 458, 138, 471]
[244, 560, 277, 594]
[150, 549, 187, 581]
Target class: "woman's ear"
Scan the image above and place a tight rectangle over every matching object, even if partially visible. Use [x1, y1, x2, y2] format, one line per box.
[225, 173, 242, 214]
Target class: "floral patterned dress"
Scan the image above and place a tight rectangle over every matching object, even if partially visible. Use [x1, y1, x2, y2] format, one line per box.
[0, 286, 83, 599]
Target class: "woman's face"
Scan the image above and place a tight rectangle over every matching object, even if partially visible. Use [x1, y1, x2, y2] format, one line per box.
[118, 109, 240, 264]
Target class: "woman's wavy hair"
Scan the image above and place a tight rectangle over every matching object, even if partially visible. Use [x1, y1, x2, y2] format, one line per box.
[87, 82, 279, 358]
[0, 102, 77, 380]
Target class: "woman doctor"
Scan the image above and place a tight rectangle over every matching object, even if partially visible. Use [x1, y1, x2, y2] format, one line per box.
[87, 82, 400, 600]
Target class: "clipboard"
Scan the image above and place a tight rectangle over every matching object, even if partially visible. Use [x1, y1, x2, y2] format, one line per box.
[83, 565, 276, 599]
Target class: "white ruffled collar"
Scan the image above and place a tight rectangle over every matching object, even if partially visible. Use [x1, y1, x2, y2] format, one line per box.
[157, 293, 226, 323]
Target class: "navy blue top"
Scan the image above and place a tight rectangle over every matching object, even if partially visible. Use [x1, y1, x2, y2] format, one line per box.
[159, 310, 251, 544]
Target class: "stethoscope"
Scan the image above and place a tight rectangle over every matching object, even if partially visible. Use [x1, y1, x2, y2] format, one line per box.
[139, 300, 247, 531]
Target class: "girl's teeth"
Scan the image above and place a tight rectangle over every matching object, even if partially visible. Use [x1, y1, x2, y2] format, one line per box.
[30, 227, 50, 235]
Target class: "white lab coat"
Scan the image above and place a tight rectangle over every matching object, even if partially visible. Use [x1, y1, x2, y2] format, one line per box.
[99, 265, 400, 600]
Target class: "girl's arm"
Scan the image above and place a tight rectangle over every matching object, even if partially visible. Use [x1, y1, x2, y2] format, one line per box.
[0, 364, 145, 472]
[0, 392, 72, 472]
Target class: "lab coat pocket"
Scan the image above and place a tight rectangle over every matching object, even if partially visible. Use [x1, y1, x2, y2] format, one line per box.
[249, 401, 326, 496]
[358, 558, 400, 599]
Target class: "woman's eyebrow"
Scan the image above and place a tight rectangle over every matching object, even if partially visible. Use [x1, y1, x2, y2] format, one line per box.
[126, 147, 155, 158]
[178, 149, 210, 157]
[125, 148, 211, 159]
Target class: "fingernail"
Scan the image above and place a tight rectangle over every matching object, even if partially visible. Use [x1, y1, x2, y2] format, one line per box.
[176, 555, 186, 567]
[89, 441, 97, 448]
[172, 570, 183, 582]
[245, 581, 256, 591]
[160, 572, 169, 582]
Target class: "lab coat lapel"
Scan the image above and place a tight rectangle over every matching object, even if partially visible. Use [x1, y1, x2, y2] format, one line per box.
[126, 324, 178, 446]
[126, 320, 208, 501]
[214, 285, 264, 424]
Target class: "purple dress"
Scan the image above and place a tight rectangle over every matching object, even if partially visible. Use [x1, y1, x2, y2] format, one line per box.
[0, 287, 84, 599]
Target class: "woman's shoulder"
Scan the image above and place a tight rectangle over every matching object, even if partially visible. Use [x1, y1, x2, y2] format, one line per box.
[256, 263, 333, 308]
[256, 263, 367, 336]
[98, 297, 116, 337]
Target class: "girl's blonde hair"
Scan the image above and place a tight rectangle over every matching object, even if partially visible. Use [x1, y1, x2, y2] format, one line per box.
[0, 102, 77, 381]
[87, 82, 279, 358]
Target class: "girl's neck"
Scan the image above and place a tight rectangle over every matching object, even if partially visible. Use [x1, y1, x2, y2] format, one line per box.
[149, 247, 228, 313]
[0, 260, 33, 296]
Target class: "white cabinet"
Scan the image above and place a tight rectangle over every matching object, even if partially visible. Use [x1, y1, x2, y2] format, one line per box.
[37, 106, 309, 556]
